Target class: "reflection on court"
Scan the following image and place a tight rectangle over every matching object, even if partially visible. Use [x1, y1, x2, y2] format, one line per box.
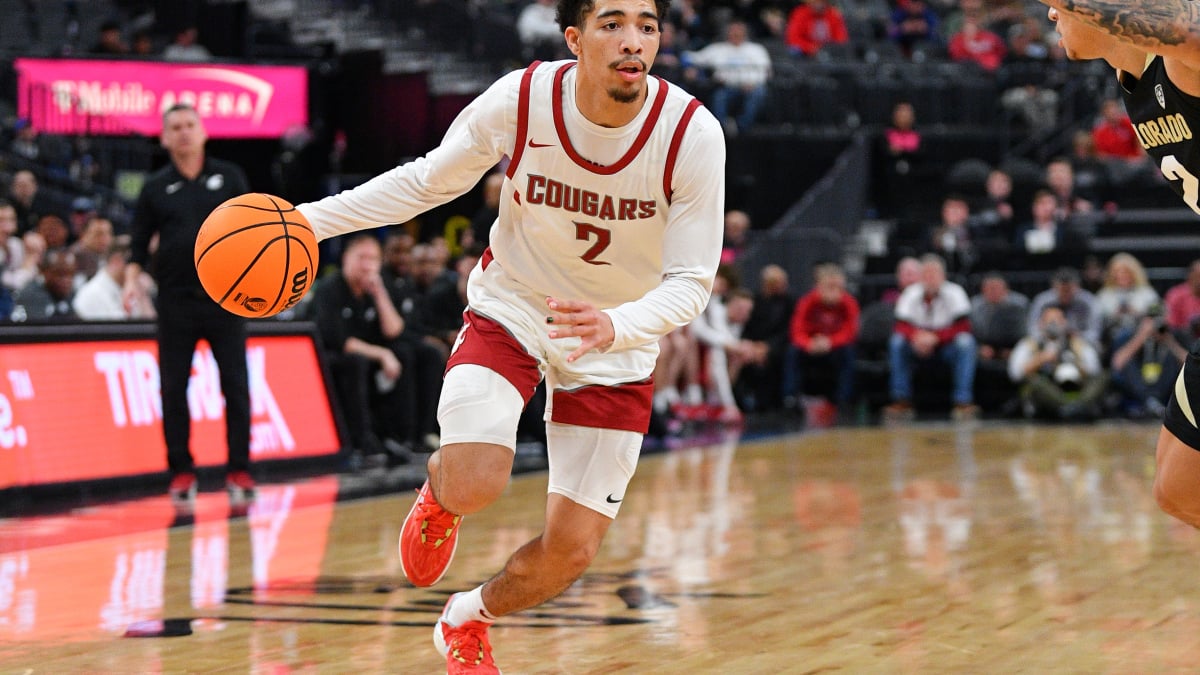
[3, 422, 1200, 672]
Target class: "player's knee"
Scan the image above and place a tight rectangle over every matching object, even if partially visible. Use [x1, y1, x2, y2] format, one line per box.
[430, 443, 513, 515]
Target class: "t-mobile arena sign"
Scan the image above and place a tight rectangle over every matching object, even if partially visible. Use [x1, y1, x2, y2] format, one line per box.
[15, 58, 308, 138]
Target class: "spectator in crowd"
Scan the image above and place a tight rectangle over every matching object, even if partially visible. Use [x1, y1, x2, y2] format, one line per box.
[1044, 157, 1096, 217]
[10, 119, 41, 163]
[410, 242, 451, 296]
[1068, 130, 1111, 204]
[686, 19, 772, 135]
[688, 265, 755, 424]
[311, 234, 428, 463]
[970, 272, 1028, 363]
[887, 0, 940, 57]
[1092, 99, 1143, 163]
[0, 201, 26, 293]
[969, 272, 1028, 412]
[11, 248, 77, 323]
[885, 254, 978, 421]
[1027, 267, 1103, 348]
[517, 0, 565, 61]
[941, 0, 989, 38]
[9, 170, 57, 235]
[1110, 305, 1187, 419]
[419, 244, 480, 355]
[90, 20, 129, 55]
[784, 0, 849, 58]
[469, 172, 504, 248]
[7, 231, 44, 294]
[67, 197, 97, 241]
[652, 326, 703, 422]
[1096, 252, 1160, 345]
[721, 209, 752, 264]
[131, 30, 155, 57]
[382, 229, 417, 284]
[73, 241, 152, 320]
[881, 255, 921, 305]
[34, 214, 70, 251]
[948, 16, 1006, 72]
[882, 101, 921, 216]
[736, 263, 795, 413]
[928, 194, 977, 276]
[1165, 259, 1200, 337]
[1092, 98, 1153, 184]
[974, 168, 1017, 250]
[162, 25, 212, 62]
[69, 215, 114, 284]
[782, 263, 859, 416]
[1014, 189, 1087, 263]
[1008, 304, 1106, 420]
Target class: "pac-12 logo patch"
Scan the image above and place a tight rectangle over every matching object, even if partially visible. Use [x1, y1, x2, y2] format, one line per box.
[1156, 84, 1167, 109]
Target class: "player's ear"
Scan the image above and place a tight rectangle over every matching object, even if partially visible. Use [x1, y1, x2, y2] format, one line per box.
[564, 26, 582, 57]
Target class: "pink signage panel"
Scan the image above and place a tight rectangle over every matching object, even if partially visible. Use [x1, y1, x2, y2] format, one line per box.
[15, 58, 308, 138]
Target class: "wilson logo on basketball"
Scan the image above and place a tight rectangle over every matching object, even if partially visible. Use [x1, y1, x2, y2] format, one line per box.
[282, 268, 310, 310]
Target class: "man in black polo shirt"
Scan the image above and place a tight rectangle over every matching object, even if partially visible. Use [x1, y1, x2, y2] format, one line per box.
[122, 103, 253, 502]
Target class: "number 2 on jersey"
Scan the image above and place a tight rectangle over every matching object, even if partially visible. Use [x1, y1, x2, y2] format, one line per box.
[1161, 154, 1200, 215]
[574, 221, 612, 265]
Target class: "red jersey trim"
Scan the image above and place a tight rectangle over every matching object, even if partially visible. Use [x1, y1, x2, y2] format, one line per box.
[664, 98, 702, 203]
[550, 379, 655, 433]
[480, 246, 494, 271]
[505, 61, 541, 180]
[445, 310, 541, 404]
[551, 62, 669, 175]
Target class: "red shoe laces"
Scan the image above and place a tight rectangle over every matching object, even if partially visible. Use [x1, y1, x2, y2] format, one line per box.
[417, 500, 461, 549]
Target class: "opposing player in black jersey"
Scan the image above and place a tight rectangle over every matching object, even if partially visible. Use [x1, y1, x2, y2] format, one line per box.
[1044, 0, 1200, 527]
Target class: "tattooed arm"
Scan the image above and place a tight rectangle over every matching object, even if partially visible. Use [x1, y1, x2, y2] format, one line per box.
[1042, 0, 1200, 62]
[1042, 0, 1200, 94]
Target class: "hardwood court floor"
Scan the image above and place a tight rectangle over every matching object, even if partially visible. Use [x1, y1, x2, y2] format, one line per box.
[3, 421, 1200, 673]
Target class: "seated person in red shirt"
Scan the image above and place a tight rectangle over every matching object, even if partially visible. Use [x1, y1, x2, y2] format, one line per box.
[785, 0, 849, 58]
[1165, 259, 1200, 341]
[782, 263, 859, 414]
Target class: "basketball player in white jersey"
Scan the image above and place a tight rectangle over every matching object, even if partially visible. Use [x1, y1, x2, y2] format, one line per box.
[1042, 0, 1200, 529]
[296, 1, 724, 671]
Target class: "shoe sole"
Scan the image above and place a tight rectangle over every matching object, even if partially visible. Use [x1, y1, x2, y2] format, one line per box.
[398, 486, 460, 588]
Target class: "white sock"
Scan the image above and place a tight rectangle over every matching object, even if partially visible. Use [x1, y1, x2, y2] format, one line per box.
[684, 384, 704, 406]
[446, 585, 496, 626]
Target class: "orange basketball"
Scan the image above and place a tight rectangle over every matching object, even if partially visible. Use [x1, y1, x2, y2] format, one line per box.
[194, 193, 318, 318]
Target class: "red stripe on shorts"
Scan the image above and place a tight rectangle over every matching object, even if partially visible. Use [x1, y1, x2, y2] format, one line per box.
[445, 310, 541, 404]
[551, 379, 654, 434]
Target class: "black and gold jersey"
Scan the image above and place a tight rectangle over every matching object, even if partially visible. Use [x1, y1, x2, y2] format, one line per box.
[1119, 56, 1200, 214]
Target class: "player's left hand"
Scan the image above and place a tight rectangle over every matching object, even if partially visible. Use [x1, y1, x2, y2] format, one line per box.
[545, 296, 615, 363]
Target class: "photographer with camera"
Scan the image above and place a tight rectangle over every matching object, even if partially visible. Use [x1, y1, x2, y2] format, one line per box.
[1109, 303, 1187, 419]
[1008, 305, 1107, 421]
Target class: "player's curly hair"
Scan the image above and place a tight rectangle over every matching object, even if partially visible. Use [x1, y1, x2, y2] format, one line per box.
[557, 1, 672, 32]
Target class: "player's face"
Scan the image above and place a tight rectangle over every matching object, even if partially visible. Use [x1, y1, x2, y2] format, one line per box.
[567, 0, 661, 106]
[1048, 7, 1116, 60]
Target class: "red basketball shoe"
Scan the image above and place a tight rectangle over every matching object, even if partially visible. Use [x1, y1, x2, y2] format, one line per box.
[168, 472, 197, 502]
[399, 480, 462, 587]
[433, 594, 500, 674]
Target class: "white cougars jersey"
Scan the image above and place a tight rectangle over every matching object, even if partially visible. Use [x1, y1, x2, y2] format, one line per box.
[298, 60, 725, 356]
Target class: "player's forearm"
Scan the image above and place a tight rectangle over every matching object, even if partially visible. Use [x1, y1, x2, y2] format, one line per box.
[604, 275, 711, 351]
[1047, 0, 1200, 53]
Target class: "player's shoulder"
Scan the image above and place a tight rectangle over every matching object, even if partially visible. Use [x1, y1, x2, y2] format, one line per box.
[656, 78, 723, 142]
